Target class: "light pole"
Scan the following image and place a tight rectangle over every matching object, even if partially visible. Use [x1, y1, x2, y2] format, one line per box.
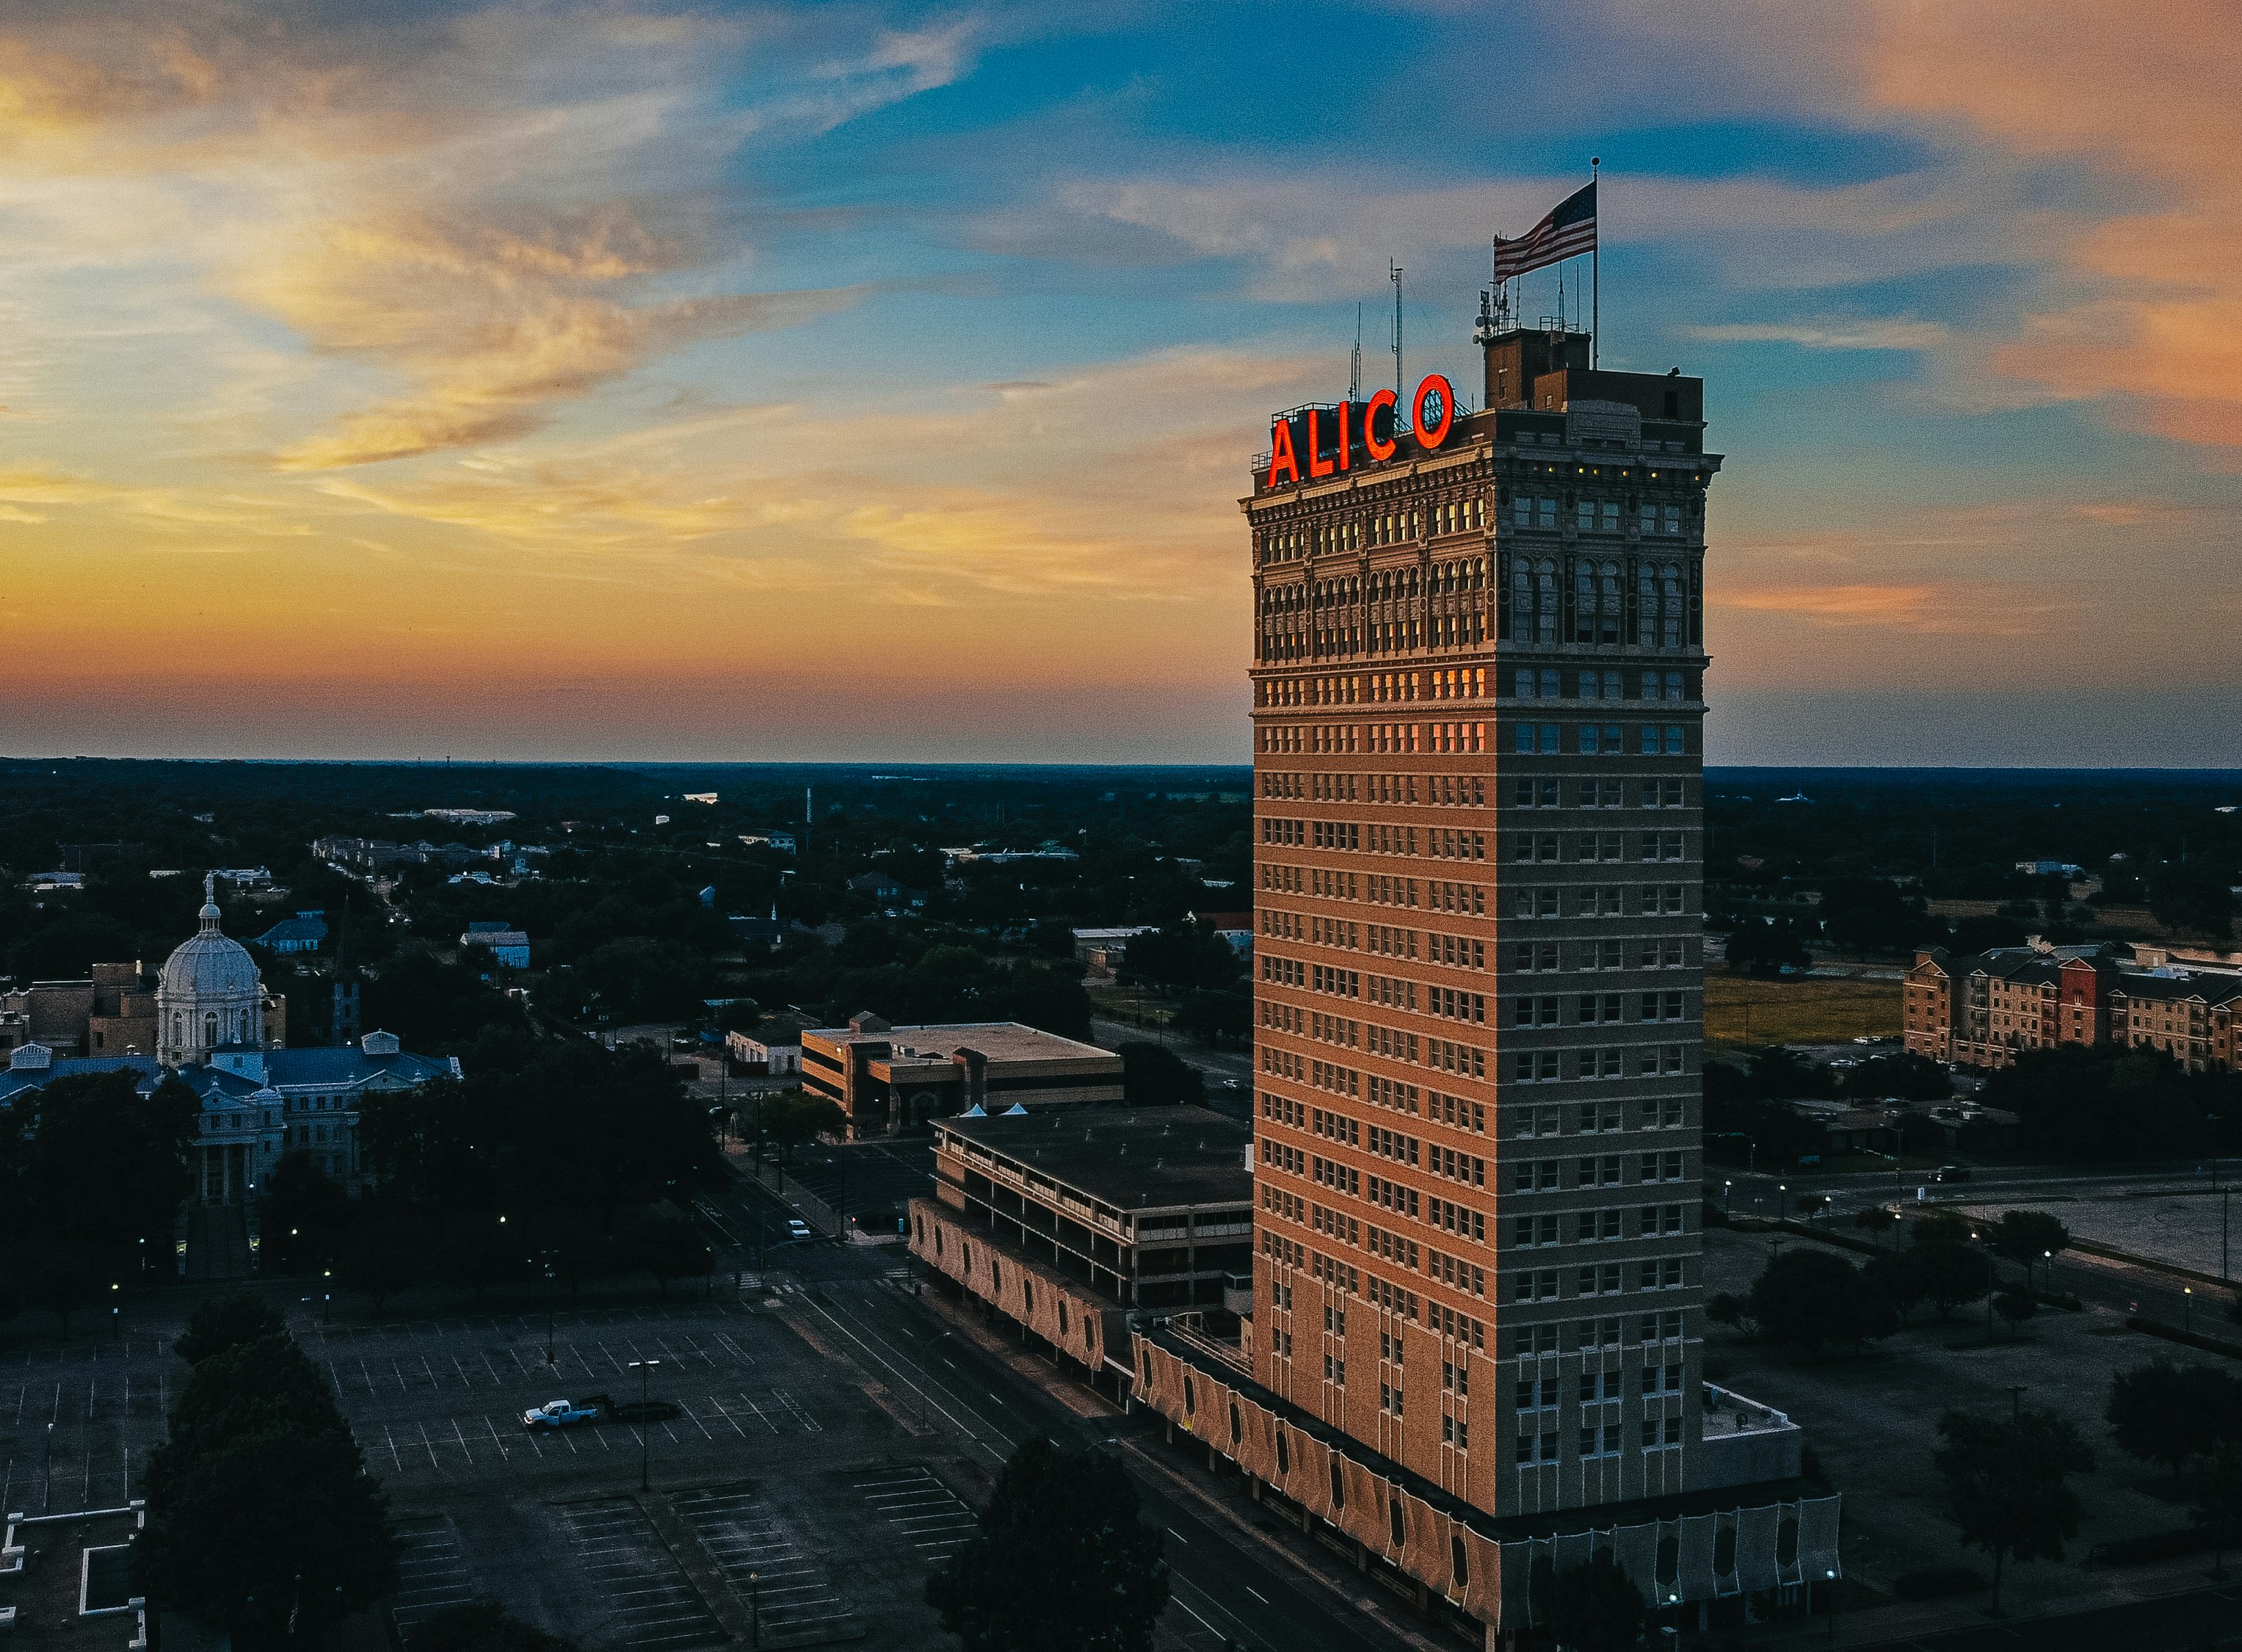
[2224, 1188, 2232, 1285]
[1722, 1180, 1733, 1218]
[750, 1571, 761, 1648]
[1824, 1568, 1838, 1640]
[628, 1358, 661, 1491]
[2184, 1287, 2194, 1335]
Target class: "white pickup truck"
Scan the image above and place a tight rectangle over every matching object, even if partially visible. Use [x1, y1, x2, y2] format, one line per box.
[521, 1398, 601, 1429]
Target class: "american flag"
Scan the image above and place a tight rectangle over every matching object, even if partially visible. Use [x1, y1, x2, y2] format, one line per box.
[1493, 180, 1597, 284]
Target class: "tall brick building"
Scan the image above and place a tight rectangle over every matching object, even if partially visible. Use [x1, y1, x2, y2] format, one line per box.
[1237, 322, 1717, 1519]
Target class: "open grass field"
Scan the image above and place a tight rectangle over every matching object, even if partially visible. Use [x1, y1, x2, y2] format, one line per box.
[1704, 974, 1903, 1048]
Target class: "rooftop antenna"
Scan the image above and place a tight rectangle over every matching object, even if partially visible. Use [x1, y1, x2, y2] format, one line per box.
[1349, 302, 1363, 402]
[1590, 154, 1600, 367]
[1389, 261, 1404, 402]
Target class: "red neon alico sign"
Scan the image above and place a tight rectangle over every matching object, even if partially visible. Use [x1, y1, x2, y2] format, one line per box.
[1264, 374, 1458, 489]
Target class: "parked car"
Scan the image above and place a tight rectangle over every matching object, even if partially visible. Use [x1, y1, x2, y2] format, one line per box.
[786, 1218, 813, 1242]
[1930, 1164, 1973, 1184]
[523, 1399, 601, 1429]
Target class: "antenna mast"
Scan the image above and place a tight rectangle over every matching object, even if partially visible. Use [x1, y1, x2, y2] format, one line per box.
[1349, 302, 1363, 402]
[1389, 261, 1404, 402]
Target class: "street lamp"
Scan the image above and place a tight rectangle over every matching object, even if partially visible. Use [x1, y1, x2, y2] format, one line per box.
[750, 1571, 761, 1648]
[1824, 1568, 1838, 1640]
[628, 1358, 661, 1490]
[2185, 1287, 2194, 1335]
[1722, 1180, 1733, 1218]
[1778, 1184, 1788, 1222]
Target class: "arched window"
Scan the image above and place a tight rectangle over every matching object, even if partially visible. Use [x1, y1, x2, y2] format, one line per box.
[170, 1013, 183, 1046]
[1598, 562, 1622, 644]
[1661, 564, 1685, 648]
[203, 1012, 218, 1049]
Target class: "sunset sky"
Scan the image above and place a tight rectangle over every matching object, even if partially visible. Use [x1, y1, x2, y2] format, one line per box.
[3, 0, 2237, 765]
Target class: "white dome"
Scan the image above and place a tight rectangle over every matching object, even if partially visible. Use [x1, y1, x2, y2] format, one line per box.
[160, 929, 261, 999]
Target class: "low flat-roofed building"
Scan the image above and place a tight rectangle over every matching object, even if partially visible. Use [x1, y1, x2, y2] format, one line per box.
[1, 1503, 150, 1651]
[910, 1104, 1255, 1391]
[801, 1011, 1122, 1138]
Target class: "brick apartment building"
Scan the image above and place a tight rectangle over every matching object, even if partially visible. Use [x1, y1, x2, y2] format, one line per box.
[1905, 941, 2242, 1073]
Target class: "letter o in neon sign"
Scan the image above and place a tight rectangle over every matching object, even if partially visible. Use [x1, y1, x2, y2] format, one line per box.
[1413, 374, 1456, 449]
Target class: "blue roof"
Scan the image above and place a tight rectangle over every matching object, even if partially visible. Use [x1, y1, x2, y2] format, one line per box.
[1, 1044, 454, 1108]
[255, 913, 330, 946]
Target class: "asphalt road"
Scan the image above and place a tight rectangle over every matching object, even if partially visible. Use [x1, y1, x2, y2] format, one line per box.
[791, 1276, 1445, 1652]
[685, 1153, 1440, 1652]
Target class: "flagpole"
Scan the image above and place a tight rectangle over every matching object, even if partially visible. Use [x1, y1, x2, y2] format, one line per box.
[1590, 155, 1600, 367]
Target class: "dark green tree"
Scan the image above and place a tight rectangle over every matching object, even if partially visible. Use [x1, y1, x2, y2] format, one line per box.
[142, 1328, 398, 1650]
[334, 1244, 421, 1314]
[2108, 1360, 2241, 1477]
[1863, 1250, 1930, 1322]
[2193, 1441, 2242, 1580]
[142, 1421, 396, 1648]
[759, 1090, 847, 1165]
[1724, 919, 1812, 977]
[1934, 1405, 2093, 1615]
[926, 1437, 1167, 1652]
[1916, 1244, 1991, 1319]
[1117, 1042, 1205, 1107]
[175, 1295, 289, 1366]
[26, 1245, 102, 1337]
[1546, 1552, 1649, 1652]
[261, 1151, 354, 1273]
[1992, 1289, 2036, 1338]
[1837, 1051, 1953, 1101]
[1988, 1210, 2070, 1279]
[626, 1215, 711, 1300]
[1746, 1248, 1896, 1357]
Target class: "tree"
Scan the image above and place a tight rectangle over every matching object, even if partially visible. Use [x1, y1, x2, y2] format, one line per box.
[1864, 1250, 1930, 1322]
[0, 1069, 197, 1269]
[1705, 1291, 1755, 1336]
[2108, 1361, 2241, 1477]
[1988, 1210, 2070, 1280]
[1724, 918, 1812, 977]
[1838, 1051, 1953, 1101]
[1117, 1042, 1205, 1107]
[2192, 1441, 2242, 1580]
[1934, 1405, 2093, 1615]
[1852, 1206, 1900, 1246]
[1546, 1553, 1648, 1652]
[1916, 1243, 1991, 1319]
[261, 1152, 354, 1273]
[1746, 1248, 1895, 1358]
[142, 1328, 399, 1650]
[1992, 1289, 2037, 1338]
[334, 1244, 421, 1314]
[759, 1090, 846, 1165]
[414, 1602, 578, 1651]
[26, 1245, 101, 1337]
[926, 1436, 1167, 1652]
[176, 1295, 288, 1366]
[143, 1419, 396, 1648]
[626, 1215, 711, 1300]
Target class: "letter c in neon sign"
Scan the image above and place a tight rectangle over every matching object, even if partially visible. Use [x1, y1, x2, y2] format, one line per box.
[1413, 374, 1456, 449]
[1363, 389, 1398, 462]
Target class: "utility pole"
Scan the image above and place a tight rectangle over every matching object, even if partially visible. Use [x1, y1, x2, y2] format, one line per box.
[628, 1358, 661, 1490]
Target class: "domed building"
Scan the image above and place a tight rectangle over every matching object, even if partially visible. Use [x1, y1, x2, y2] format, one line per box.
[157, 874, 280, 1065]
[1, 870, 457, 1221]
